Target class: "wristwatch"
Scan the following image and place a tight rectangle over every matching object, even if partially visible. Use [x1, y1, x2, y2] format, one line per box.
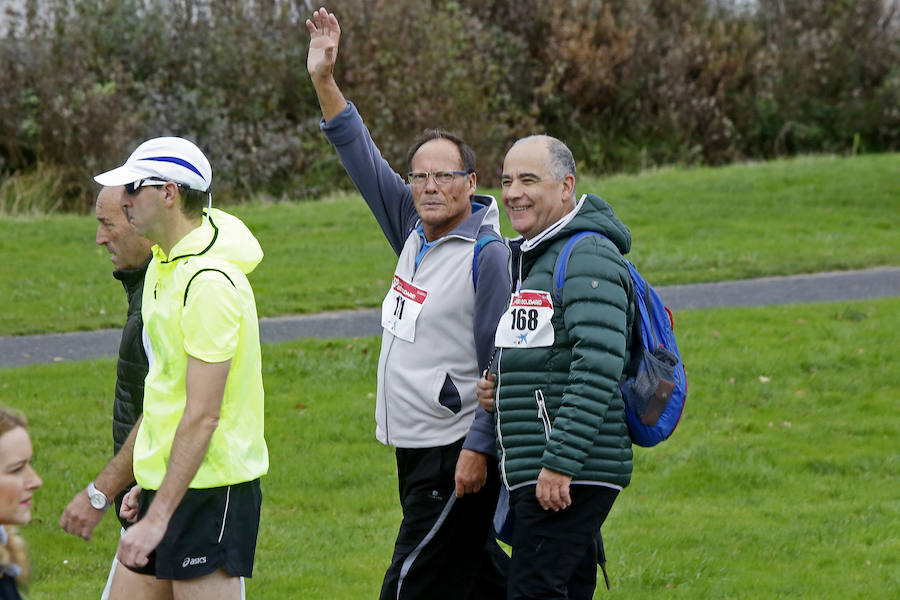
[87, 481, 111, 511]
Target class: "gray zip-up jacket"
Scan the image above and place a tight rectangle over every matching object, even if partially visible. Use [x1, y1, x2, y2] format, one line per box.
[321, 103, 511, 452]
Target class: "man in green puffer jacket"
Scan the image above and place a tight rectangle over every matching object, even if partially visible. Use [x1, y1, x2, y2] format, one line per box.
[478, 135, 635, 600]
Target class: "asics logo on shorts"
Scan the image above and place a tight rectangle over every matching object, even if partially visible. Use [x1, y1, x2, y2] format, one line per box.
[182, 555, 208, 568]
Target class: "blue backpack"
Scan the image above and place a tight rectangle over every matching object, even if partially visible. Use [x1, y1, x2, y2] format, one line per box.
[553, 231, 687, 447]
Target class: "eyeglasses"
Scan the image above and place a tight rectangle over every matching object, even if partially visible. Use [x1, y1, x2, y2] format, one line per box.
[406, 170, 470, 186]
[124, 179, 189, 195]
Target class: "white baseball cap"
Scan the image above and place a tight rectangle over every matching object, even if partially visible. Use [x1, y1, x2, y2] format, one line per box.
[94, 137, 212, 192]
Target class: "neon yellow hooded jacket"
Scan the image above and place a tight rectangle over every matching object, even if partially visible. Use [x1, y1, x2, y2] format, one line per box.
[134, 208, 268, 490]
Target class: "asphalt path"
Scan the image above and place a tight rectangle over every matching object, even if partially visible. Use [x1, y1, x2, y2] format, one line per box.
[1, 266, 898, 369]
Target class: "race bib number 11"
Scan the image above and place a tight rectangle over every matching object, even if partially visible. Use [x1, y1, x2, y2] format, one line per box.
[494, 290, 555, 348]
[381, 275, 428, 342]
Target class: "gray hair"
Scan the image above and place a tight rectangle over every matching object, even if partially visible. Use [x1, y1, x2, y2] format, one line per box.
[513, 134, 576, 181]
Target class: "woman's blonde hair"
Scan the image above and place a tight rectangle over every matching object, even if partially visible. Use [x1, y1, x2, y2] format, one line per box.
[0, 408, 31, 585]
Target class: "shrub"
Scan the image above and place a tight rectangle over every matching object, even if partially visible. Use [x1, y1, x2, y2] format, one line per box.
[329, 0, 536, 183]
[0, 0, 898, 211]
[0, 163, 74, 215]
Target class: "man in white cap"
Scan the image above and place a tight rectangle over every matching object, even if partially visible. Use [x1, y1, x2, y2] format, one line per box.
[90, 137, 269, 600]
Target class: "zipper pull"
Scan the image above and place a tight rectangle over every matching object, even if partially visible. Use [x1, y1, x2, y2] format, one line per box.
[535, 390, 551, 441]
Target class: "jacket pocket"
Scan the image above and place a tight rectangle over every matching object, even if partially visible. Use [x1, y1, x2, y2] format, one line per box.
[438, 374, 462, 414]
[535, 389, 552, 441]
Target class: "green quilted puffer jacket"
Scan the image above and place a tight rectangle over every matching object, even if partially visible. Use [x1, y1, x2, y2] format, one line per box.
[495, 194, 635, 490]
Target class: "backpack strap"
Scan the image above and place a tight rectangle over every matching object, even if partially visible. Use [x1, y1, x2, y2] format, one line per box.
[472, 234, 503, 291]
[552, 231, 606, 304]
[553, 231, 643, 377]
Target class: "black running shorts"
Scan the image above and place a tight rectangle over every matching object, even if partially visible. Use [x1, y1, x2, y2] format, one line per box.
[125, 478, 261, 580]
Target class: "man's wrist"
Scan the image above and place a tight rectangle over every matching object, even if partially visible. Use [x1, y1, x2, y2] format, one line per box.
[143, 503, 172, 530]
[310, 71, 335, 84]
[86, 481, 112, 511]
[461, 448, 488, 461]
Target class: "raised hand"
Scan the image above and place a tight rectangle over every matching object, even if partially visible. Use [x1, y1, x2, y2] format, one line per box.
[306, 7, 341, 80]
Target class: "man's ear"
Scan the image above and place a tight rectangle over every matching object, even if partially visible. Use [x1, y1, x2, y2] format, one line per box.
[162, 181, 180, 208]
[560, 173, 576, 204]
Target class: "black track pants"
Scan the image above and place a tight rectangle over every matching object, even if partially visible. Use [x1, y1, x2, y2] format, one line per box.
[380, 438, 508, 600]
[507, 484, 618, 600]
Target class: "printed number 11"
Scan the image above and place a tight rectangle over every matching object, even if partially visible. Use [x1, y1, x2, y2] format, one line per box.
[394, 296, 405, 319]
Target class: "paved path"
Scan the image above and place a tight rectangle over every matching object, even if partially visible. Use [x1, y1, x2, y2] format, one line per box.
[2, 267, 898, 369]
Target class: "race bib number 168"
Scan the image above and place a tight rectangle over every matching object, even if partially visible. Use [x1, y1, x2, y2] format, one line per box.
[494, 290, 555, 348]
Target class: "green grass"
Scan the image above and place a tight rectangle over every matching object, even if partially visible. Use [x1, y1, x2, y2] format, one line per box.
[1, 153, 898, 336]
[582, 153, 900, 283]
[5, 298, 899, 598]
[9, 336, 397, 598]
[0, 195, 399, 337]
[610, 298, 900, 597]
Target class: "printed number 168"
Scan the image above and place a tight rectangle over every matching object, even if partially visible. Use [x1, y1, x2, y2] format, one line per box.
[510, 308, 538, 331]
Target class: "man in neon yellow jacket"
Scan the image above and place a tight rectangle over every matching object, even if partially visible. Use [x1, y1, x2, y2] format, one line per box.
[93, 137, 268, 600]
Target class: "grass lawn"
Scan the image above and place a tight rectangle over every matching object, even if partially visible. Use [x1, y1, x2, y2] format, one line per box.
[1, 153, 897, 336]
[5, 297, 898, 598]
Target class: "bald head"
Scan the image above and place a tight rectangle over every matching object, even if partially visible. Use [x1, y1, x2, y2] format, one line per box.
[95, 186, 153, 271]
[511, 135, 576, 187]
[500, 136, 577, 240]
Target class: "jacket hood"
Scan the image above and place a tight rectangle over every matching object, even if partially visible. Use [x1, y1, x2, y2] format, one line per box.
[565, 193, 631, 254]
[158, 208, 263, 274]
[465, 194, 502, 238]
[523, 193, 631, 256]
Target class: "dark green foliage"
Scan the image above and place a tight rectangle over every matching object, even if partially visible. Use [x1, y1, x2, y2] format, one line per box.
[1, 0, 898, 211]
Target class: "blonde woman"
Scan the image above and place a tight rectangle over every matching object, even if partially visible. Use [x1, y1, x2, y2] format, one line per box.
[0, 409, 42, 600]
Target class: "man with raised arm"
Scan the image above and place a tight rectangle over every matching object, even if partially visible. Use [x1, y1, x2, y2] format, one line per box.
[306, 7, 510, 599]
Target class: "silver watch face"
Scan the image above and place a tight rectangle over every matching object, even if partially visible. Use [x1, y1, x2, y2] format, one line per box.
[91, 493, 106, 510]
[88, 487, 108, 509]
